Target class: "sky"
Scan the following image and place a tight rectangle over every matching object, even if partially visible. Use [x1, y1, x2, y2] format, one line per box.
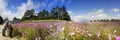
[0, 0, 120, 22]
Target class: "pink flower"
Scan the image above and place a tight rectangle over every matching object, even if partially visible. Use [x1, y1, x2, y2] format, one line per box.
[65, 38, 68, 40]
[115, 36, 120, 40]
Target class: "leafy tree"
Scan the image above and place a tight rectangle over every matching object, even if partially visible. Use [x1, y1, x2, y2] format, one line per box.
[50, 8, 56, 19]
[0, 15, 3, 24]
[94, 20, 96, 22]
[63, 12, 71, 21]
[50, 6, 71, 21]
[22, 9, 35, 20]
[13, 17, 21, 21]
[50, 6, 60, 19]
[22, 6, 71, 21]
[60, 6, 71, 21]
[59, 6, 65, 20]
[37, 9, 49, 20]
[13, 17, 18, 21]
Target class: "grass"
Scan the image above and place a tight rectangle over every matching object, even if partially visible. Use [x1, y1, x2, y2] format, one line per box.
[12, 27, 50, 40]
[22, 20, 65, 23]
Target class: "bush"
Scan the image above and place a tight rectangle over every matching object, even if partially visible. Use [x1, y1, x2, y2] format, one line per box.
[12, 27, 22, 38]
[0, 15, 3, 24]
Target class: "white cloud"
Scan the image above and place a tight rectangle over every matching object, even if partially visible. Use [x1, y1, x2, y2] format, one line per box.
[69, 9, 110, 22]
[67, 10, 74, 16]
[0, 0, 13, 19]
[0, 0, 42, 20]
[0, 0, 71, 21]
[16, 0, 34, 19]
[69, 9, 120, 22]
[113, 8, 120, 12]
[117, 14, 120, 17]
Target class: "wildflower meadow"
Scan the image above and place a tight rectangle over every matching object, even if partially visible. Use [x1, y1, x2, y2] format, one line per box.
[11, 21, 120, 40]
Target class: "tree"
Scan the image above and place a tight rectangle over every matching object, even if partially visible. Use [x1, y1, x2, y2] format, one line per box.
[37, 9, 49, 20]
[22, 9, 35, 20]
[13, 17, 21, 21]
[50, 8, 56, 19]
[0, 15, 3, 24]
[50, 6, 71, 21]
[22, 6, 71, 21]
[63, 12, 71, 21]
[4, 17, 9, 22]
[50, 6, 60, 19]
[59, 6, 66, 20]
[90, 20, 92, 22]
[60, 6, 71, 21]
[13, 17, 17, 21]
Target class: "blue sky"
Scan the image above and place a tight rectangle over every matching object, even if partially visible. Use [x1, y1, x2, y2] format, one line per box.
[0, 0, 120, 22]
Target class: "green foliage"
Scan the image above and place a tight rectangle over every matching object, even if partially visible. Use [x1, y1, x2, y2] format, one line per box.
[0, 15, 3, 24]
[37, 9, 50, 20]
[12, 27, 22, 38]
[13, 17, 21, 21]
[50, 6, 71, 21]
[23, 27, 39, 40]
[22, 20, 63, 23]
[4, 17, 9, 22]
[63, 12, 71, 21]
[21, 6, 71, 21]
[37, 28, 49, 40]
[22, 9, 36, 20]
[12, 27, 50, 40]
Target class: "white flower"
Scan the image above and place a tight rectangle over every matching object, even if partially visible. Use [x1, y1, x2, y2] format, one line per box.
[86, 31, 89, 33]
[81, 33, 84, 35]
[69, 32, 75, 36]
[96, 32, 100, 37]
[61, 27, 64, 31]
[82, 30, 85, 33]
[87, 33, 92, 37]
[50, 29, 52, 31]
[114, 30, 117, 33]
[35, 36, 41, 40]
[39, 37, 41, 40]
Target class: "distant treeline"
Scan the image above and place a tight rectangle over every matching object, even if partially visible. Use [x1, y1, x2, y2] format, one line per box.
[21, 5, 71, 21]
[90, 19, 120, 22]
